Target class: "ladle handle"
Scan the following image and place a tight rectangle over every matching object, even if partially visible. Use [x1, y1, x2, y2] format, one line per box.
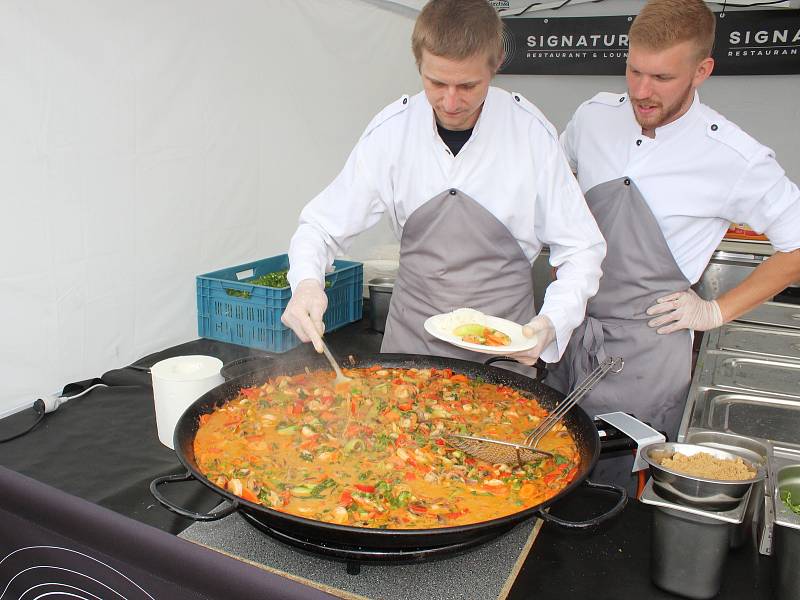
[320, 341, 348, 382]
[526, 356, 623, 447]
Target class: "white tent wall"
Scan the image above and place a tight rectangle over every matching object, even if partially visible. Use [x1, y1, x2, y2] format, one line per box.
[0, 0, 797, 417]
[0, 0, 420, 416]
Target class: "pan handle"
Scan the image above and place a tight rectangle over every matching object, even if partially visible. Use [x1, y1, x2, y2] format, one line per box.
[482, 356, 548, 382]
[150, 471, 239, 521]
[534, 479, 627, 530]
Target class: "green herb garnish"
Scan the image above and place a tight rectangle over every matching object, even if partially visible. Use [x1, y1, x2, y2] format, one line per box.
[781, 489, 800, 515]
[226, 269, 331, 298]
[553, 454, 570, 465]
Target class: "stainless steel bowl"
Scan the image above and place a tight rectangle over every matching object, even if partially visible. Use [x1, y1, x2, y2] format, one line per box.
[642, 442, 766, 511]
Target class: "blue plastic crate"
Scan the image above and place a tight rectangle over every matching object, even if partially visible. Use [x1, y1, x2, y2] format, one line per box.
[196, 254, 363, 352]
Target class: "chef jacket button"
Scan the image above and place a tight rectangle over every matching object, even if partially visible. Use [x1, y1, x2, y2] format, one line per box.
[636, 139, 642, 146]
[623, 178, 631, 186]
[619, 96, 625, 102]
[449, 188, 457, 195]
[514, 94, 520, 101]
[402, 97, 408, 104]
[711, 123, 718, 131]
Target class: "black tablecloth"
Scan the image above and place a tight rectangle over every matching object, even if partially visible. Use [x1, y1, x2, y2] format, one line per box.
[0, 317, 774, 599]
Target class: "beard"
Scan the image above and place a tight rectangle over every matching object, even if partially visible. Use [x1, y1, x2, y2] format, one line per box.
[631, 81, 695, 131]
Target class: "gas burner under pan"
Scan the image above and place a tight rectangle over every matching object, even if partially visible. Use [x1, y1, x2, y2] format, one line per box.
[239, 512, 508, 570]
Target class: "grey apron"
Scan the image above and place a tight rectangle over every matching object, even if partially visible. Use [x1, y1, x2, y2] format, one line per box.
[381, 188, 536, 362]
[547, 177, 692, 487]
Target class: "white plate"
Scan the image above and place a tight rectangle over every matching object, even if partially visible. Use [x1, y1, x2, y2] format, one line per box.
[423, 312, 537, 355]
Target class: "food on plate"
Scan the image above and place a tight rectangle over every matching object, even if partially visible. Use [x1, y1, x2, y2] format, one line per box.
[453, 323, 511, 346]
[659, 451, 756, 480]
[194, 366, 581, 529]
[434, 307, 487, 333]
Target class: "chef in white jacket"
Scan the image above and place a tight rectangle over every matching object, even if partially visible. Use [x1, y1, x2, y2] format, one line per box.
[282, 0, 606, 366]
[550, 0, 800, 486]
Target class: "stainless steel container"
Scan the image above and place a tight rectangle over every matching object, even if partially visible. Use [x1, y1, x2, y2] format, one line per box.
[641, 479, 749, 600]
[682, 387, 800, 448]
[679, 333, 800, 455]
[698, 351, 800, 398]
[704, 322, 800, 362]
[733, 301, 800, 331]
[641, 442, 764, 511]
[367, 277, 394, 333]
[694, 250, 768, 301]
[678, 322, 800, 556]
[684, 430, 771, 549]
[773, 463, 800, 600]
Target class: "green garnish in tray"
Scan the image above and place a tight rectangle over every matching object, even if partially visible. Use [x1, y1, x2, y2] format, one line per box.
[250, 270, 291, 288]
[782, 489, 800, 515]
[226, 269, 331, 298]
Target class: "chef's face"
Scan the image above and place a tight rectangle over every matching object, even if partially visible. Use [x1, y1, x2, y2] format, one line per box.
[420, 49, 497, 131]
[626, 40, 714, 135]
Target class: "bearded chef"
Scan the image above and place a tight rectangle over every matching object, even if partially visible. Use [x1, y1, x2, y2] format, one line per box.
[281, 0, 606, 367]
[550, 0, 800, 488]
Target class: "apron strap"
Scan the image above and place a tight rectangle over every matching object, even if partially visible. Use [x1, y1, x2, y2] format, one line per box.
[563, 316, 607, 391]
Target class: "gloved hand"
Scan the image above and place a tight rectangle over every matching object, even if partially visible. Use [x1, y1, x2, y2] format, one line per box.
[509, 315, 556, 366]
[646, 289, 723, 334]
[280, 278, 328, 352]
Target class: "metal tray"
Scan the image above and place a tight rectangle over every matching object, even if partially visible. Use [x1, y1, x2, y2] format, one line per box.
[706, 323, 800, 362]
[772, 448, 800, 531]
[733, 301, 800, 331]
[640, 478, 749, 524]
[695, 351, 800, 399]
[682, 387, 800, 448]
[771, 448, 800, 600]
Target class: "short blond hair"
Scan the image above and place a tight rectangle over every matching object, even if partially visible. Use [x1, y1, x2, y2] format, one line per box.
[412, 0, 504, 70]
[629, 0, 716, 60]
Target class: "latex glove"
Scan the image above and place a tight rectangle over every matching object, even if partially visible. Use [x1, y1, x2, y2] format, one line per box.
[508, 315, 556, 366]
[280, 278, 328, 352]
[646, 289, 723, 334]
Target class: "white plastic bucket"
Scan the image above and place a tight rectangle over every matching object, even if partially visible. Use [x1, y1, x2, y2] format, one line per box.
[151, 355, 223, 449]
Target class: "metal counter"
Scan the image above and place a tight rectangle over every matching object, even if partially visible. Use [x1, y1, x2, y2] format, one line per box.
[678, 307, 800, 449]
[678, 302, 800, 559]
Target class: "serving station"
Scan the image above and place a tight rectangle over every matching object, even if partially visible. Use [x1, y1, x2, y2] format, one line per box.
[0, 304, 791, 600]
[2, 232, 799, 600]
[675, 300, 800, 599]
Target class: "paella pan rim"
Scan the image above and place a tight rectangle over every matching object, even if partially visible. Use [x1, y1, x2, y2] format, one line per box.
[238, 511, 518, 562]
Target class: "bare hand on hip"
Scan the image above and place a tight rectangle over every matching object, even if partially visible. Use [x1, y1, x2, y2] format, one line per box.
[281, 279, 327, 352]
[509, 315, 556, 366]
[646, 289, 723, 334]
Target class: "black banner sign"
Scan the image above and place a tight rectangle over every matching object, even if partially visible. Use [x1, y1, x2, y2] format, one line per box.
[499, 10, 800, 76]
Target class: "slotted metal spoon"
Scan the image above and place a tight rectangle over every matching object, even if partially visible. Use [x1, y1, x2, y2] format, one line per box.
[445, 356, 624, 466]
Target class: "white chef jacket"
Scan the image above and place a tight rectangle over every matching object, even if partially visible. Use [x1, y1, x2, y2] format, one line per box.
[287, 86, 606, 362]
[561, 91, 800, 284]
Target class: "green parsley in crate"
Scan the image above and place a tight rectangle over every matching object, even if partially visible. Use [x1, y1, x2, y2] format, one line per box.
[226, 270, 330, 298]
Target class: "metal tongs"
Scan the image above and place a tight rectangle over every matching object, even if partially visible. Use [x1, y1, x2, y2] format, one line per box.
[445, 357, 624, 466]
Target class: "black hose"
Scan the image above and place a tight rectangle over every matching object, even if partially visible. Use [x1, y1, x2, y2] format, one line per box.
[0, 399, 46, 443]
